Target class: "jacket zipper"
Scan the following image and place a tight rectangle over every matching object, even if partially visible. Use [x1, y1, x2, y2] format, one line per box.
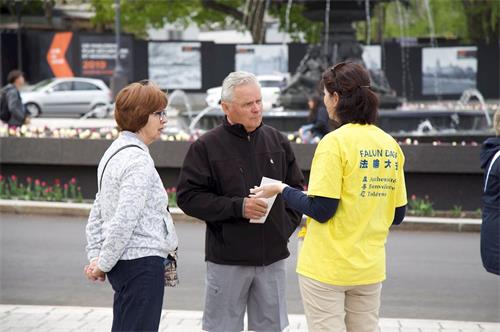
[247, 134, 266, 266]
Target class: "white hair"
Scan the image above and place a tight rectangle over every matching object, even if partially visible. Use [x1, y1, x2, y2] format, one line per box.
[221, 71, 260, 102]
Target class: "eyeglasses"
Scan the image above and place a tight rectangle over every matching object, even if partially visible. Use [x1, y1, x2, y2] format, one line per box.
[152, 110, 166, 119]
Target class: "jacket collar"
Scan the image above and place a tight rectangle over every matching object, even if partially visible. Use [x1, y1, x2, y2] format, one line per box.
[120, 131, 149, 153]
[223, 116, 263, 139]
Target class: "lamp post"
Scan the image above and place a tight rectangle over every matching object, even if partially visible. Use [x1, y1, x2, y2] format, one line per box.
[110, 0, 127, 100]
[14, 0, 23, 71]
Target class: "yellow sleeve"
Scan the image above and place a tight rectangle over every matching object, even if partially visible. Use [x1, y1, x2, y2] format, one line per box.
[395, 146, 407, 207]
[307, 136, 342, 199]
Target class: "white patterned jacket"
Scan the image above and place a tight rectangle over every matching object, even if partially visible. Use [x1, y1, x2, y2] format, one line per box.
[85, 131, 178, 272]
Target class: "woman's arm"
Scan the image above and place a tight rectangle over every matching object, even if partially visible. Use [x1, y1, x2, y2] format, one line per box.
[282, 186, 338, 222]
[85, 192, 104, 261]
[250, 184, 338, 223]
[392, 205, 406, 225]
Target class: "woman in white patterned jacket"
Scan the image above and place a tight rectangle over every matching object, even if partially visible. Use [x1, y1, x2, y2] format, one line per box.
[84, 80, 178, 332]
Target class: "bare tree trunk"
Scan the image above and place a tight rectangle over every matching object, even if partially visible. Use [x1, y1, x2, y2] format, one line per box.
[43, 0, 55, 28]
[376, 3, 385, 44]
[202, 0, 267, 44]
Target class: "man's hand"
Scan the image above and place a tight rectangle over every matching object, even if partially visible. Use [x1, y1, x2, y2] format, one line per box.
[243, 197, 268, 219]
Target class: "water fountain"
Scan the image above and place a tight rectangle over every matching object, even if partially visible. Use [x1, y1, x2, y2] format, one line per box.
[279, 0, 401, 110]
[180, 0, 495, 142]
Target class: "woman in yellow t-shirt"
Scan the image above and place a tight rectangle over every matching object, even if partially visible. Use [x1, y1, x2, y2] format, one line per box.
[251, 62, 407, 332]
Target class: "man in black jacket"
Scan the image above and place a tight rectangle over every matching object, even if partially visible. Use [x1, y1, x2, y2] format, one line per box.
[1, 70, 30, 127]
[177, 71, 304, 332]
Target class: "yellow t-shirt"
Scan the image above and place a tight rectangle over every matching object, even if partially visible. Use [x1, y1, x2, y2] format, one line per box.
[296, 123, 407, 286]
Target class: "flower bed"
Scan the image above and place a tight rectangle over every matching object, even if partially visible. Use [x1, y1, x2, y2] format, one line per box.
[0, 123, 483, 146]
[0, 175, 84, 203]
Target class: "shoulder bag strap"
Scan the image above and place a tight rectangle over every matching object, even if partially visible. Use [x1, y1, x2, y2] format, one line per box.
[99, 144, 143, 191]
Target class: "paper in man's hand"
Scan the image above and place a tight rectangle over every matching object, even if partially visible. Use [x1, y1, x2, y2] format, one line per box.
[249, 177, 282, 224]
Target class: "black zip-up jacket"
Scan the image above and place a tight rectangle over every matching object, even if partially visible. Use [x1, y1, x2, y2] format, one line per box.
[3, 84, 29, 127]
[480, 137, 499, 275]
[177, 117, 304, 266]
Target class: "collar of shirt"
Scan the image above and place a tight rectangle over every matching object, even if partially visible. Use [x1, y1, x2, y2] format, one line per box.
[223, 116, 262, 139]
[120, 131, 149, 153]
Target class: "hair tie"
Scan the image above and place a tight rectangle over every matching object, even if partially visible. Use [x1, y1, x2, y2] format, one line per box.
[359, 85, 370, 88]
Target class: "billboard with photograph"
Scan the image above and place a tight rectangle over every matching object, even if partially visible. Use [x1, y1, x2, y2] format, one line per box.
[79, 34, 134, 83]
[422, 46, 477, 95]
[235, 45, 288, 75]
[362, 45, 382, 71]
[148, 42, 202, 90]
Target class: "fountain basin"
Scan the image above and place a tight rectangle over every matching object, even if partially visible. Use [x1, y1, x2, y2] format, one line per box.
[178, 107, 494, 142]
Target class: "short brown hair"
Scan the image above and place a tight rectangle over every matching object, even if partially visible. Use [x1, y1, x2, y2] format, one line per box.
[114, 80, 167, 132]
[7, 70, 24, 84]
[322, 62, 378, 126]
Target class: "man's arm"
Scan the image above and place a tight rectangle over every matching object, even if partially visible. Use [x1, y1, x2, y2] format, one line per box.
[6, 89, 26, 123]
[177, 140, 246, 222]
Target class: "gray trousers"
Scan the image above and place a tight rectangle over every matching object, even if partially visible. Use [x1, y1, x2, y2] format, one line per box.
[202, 260, 289, 332]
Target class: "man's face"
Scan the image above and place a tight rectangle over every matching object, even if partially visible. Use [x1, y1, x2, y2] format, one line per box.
[222, 83, 263, 133]
[15, 76, 25, 88]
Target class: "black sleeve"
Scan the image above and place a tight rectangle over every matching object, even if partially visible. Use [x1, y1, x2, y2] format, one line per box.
[282, 186, 338, 222]
[392, 205, 407, 225]
[176, 140, 244, 223]
[281, 138, 305, 227]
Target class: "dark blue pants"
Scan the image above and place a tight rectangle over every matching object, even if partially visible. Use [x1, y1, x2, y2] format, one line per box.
[107, 256, 165, 332]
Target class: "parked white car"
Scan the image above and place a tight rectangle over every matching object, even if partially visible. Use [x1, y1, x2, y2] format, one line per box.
[21, 77, 112, 117]
[205, 75, 286, 110]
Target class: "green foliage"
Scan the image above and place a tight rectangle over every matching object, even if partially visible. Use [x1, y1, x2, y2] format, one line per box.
[90, 0, 243, 39]
[451, 205, 463, 218]
[166, 188, 177, 208]
[268, 2, 323, 44]
[408, 194, 434, 216]
[357, 0, 497, 44]
[0, 175, 85, 202]
[89, 0, 323, 43]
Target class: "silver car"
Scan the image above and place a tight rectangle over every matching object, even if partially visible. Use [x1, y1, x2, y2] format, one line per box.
[21, 77, 112, 117]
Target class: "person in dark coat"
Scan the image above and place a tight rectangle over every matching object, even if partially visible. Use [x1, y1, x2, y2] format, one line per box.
[1, 70, 30, 127]
[307, 94, 332, 139]
[177, 71, 304, 332]
[480, 110, 500, 275]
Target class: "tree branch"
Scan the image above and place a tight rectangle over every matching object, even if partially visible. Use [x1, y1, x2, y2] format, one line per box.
[200, 0, 244, 22]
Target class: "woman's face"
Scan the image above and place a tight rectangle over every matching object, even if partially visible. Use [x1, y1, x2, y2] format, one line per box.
[307, 99, 315, 111]
[138, 110, 167, 145]
[323, 88, 339, 121]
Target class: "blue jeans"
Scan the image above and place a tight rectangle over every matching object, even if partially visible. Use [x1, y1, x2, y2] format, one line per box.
[107, 256, 165, 332]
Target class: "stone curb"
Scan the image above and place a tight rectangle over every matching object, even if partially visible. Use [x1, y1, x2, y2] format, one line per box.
[0, 305, 498, 332]
[0, 200, 481, 231]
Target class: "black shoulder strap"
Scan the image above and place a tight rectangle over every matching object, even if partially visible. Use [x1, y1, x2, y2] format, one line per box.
[99, 144, 143, 191]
